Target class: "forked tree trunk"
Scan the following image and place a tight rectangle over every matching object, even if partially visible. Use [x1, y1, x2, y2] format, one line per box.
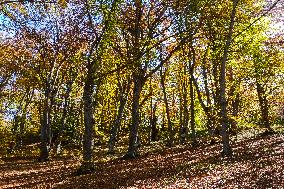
[108, 81, 130, 154]
[192, 76, 216, 144]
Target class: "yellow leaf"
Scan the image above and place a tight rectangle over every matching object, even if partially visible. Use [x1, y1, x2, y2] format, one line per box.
[58, 0, 68, 8]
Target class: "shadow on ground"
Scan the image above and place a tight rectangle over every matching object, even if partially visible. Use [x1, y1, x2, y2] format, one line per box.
[0, 132, 283, 189]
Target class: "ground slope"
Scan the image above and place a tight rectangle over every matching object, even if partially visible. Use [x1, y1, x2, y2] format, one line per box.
[0, 132, 283, 189]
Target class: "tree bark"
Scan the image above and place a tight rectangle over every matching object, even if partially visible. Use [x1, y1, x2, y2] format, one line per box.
[124, 74, 143, 158]
[189, 70, 197, 146]
[192, 71, 217, 144]
[150, 102, 158, 142]
[39, 86, 51, 162]
[231, 92, 240, 133]
[179, 81, 189, 145]
[219, 0, 239, 156]
[201, 62, 217, 143]
[53, 81, 72, 154]
[108, 80, 130, 154]
[256, 81, 272, 131]
[80, 64, 95, 171]
[160, 68, 174, 147]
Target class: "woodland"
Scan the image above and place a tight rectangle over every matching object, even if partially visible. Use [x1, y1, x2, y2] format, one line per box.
[0, 0, 283, 188]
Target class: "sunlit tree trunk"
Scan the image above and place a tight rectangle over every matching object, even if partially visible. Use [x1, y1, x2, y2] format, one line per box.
[219, 0, 239, 156]
[189, 70, 197, 146]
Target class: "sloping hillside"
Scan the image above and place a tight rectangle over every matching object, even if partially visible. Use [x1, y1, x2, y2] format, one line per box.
[1, 131, 283, 189]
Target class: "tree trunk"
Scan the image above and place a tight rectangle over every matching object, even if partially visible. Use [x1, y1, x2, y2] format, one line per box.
[178, 92, 183, 143]
[124, 74, 143, 158]
[189, 72, 197, 146]
[256, 81, 272, 131]
[12, 115, 20, 150]
[80, 64, 95, 172]
[150, 102, 158, 142]
[54, 82, 72, 154]
[39, 87, 51, 162]
[219, 0, 238, 156]
[108, 81, 130, 154]
[230, 92, 240, 133]
[192, 75, 216, 144]
[160, 68, 174, 147]
[201, 65, 217, 144]
[179, 81, 189, 144]
[18, 116, 25, 147]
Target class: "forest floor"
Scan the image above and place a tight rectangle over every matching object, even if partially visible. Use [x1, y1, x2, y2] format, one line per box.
[0, 127, 284, 189]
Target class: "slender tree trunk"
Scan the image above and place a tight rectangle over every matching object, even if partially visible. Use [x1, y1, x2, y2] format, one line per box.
[17, 115, 25, 148]
[201, 63, 216, 143]
[178, 92, 184, 143]
[202, 60, 211, 108]
[150, 102, 158, 142]
[108, 81, 130, 154]
[231, 92, 240, 133]
[192, 75, 216, 144]
[189, 72, 197, 146]
[80, 64, 95, 171]
[148, 96, 154, 144]
[161, 111, 166, 138]
[256, 81, 272, 131]
[219, 0, 238, 156]
[160, 68, 174, 147]
[13, 115, 20, 149]
[40, 106, 49, 161]
[180, 81, 189, 144]
[54, 83, 72, 154]
[39, 86, 51, 162]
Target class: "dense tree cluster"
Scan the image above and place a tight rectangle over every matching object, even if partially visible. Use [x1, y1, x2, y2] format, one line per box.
[0, 0, 283, 173]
